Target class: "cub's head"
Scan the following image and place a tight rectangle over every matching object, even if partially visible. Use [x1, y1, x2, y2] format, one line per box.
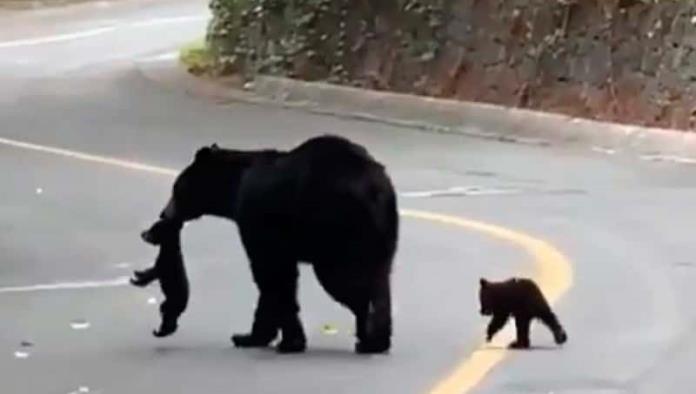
[159, 144, 247, 222]
[478, 278, 496, 316]
[141, 218, 182, 246]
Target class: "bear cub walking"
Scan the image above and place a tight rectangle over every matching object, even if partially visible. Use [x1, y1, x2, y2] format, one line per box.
[479, 277, 567, 349]
[131, 218, 189, 338]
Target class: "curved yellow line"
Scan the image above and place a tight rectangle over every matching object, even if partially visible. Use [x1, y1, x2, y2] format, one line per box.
[400, 209, 573, 394]
[0, 136, 574, 394]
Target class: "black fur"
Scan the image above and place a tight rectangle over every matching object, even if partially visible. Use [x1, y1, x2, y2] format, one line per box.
[150, 135, 399, 354]
[479, 277, 567, 349]
[131, 218, 189, 338]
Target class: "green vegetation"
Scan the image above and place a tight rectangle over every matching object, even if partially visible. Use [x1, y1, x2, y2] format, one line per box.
[179, 38, 216, 76]
[203, 0, 445, 81]
[196, 0, 696, 129]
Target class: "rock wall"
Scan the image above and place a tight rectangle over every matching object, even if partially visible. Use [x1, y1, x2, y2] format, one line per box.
[208, 0, 696, 130]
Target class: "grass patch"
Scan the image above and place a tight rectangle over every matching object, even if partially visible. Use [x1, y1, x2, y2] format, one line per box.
[179, 38, 215, 76]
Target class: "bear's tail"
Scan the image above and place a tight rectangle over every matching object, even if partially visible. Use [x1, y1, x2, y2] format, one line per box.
[361, 172, 399, 268]
[379, 188, 399, 263]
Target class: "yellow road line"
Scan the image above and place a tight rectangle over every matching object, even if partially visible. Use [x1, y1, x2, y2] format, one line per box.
[0, 136, 574, 394]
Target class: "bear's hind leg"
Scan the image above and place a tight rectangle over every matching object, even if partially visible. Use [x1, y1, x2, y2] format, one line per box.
[537, 308, 567, 345]
[509, 314, 531, 349]
[312, 263, 370, 351]
[357, 266, 392, 354]
[153, 299, 179, 337]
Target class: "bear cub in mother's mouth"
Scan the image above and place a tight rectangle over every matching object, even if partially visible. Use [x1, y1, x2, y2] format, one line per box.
[131, 218, 189, 338]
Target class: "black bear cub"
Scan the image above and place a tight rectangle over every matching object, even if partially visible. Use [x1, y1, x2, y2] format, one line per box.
[131, 218, 189, 338]
[479, 277, 567, 349]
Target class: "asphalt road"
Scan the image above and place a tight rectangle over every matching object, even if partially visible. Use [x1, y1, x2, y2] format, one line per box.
[3, 1, 696, 393]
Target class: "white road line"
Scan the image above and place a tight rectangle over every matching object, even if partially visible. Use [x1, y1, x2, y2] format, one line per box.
[591, 146, 617, 155]
[0, 15, 208, 49]
[0, 27, 115, 49]
[399, 186, 521, 198]
[128, 15, 208, 29]
[0, 137, 178, 176]
[640, 154, 696, 165]
[138, 51, 179, 63]
[0, 276, 131, 294]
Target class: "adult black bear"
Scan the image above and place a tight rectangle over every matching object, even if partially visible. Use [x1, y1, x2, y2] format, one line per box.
[131, 218, 189, 338]
[150, 135, 399, 354]
[479, 277, 567, 349]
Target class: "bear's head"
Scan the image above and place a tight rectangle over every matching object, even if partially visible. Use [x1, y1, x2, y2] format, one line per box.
[159, 143, 248, 222]
[141, 218, 183, 245]
[478, 278, 495, 316]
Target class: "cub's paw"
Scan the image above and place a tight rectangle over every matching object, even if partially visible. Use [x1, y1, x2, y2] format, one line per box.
[130, 269, 157, 287]
[508, 340, 530, 349]
[152, 320, 178, 338]
[554, 329, 568, 345]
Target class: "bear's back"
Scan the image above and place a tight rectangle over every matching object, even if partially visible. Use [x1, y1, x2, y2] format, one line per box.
[236, 135, 397, 264]
[288, 135, 381, 175]
[486, 278, 548, 315]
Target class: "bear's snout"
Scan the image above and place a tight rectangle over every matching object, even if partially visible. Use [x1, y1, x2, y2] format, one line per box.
[141, 228, 157, 245]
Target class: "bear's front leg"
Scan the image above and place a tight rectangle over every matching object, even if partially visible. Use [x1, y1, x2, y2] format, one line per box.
[231, 291, 280, 348]
[276, 313, 306, 354]
[130, 267, 158, 287]
[233, 226, 306, 352]
[486, 313, 509, 342]
[232, 292, 306, 353]
[272, 262, 306, 354]
[232, 258, 307, 352]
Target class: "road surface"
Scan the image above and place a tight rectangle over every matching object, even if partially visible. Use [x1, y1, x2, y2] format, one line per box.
[2, 1, 696, 393]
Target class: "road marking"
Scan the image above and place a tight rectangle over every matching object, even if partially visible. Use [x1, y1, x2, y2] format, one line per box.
[0, 15, 208, 49]
[591, 146, 617, 155]
[0, 276, 130, 294]
[0, 27, 115, 49]
[399, 186, 521, 198]
[139, 51, 179, 63]
[0, 137, 177, 176]
[640, 154, 696, 165]
[128, 15, 208, 29]
[0, 136, 574, 393]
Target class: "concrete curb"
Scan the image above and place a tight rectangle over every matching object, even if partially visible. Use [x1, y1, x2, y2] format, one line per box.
[138, 57, 696, 162]
[252, 76, 696, 159]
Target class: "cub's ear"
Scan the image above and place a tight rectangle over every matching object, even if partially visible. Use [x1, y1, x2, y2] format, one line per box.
[211, 143, 219, 149]
[479, 278, 489, 287]
[195, 145, 215, 162]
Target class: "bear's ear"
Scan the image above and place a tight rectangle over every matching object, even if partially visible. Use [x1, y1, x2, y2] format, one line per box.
[195, 145, 216, 162]
[211, 143, 219, 150]
[479, 278, 489, 287]
[194, 147, 210, 161]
